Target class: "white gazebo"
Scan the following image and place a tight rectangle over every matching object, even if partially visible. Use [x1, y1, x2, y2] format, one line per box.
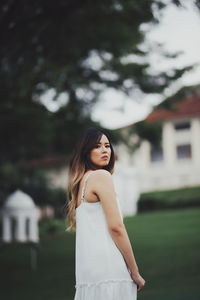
[1, 189, 40, 243]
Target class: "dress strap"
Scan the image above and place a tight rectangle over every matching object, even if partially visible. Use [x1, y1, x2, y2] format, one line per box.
[81, 172, 93, 202]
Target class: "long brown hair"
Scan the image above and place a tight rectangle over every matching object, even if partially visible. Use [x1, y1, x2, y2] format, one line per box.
[66, 127, 115, 231]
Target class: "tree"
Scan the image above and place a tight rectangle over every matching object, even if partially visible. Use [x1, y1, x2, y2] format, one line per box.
[0, 0, 199, 163]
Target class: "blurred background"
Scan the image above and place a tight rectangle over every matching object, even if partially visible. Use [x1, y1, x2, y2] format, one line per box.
[0, 0, 200, 299]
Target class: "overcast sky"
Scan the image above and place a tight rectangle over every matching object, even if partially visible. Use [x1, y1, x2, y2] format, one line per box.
[40, 2, 200, 129]
[92, 2, 200, 129]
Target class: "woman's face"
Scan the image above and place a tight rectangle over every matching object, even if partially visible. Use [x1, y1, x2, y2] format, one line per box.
[90, 134, 111, 168]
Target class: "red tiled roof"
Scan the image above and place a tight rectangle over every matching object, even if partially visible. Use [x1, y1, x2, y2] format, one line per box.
[145, 94, 200, 123]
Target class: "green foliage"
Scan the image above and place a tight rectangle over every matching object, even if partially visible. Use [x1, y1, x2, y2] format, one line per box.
[1, 0, 198, 164]
[39, 218, 66, 237]
[134, 120, 162, 147]
[138, 185, 200, 212]
[116, 119, 162, 155]
[0, 163, 66, 213]
[158, 83, 200, 109]
[0, 163, 47, 206]
[49, 103, 109, 156]
[0, 102, 54, 164]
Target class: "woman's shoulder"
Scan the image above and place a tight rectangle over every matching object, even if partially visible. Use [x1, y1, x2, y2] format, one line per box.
[90, 169, 112, 181]
[89, 170, 115, 195]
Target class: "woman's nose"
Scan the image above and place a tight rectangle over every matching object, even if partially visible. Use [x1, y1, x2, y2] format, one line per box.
[101, 146, 107, 152]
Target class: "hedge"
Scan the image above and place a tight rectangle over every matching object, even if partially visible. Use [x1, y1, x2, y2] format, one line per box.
[138, 185, 200, 212]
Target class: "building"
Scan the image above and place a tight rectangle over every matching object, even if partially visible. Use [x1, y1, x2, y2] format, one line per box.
[24, 94, 200, 213]
[117, 94, 200, 192]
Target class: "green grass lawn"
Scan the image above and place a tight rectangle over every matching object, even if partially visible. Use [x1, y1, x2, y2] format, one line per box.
[0, 208, 200, 300]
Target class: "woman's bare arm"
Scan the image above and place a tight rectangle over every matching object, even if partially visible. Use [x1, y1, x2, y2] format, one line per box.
[91, 169, 146, 291]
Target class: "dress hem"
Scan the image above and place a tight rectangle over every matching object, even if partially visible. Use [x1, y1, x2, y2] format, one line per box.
[75, 278, 134, 288]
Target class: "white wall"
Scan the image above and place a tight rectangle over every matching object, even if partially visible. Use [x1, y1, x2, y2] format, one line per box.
[46, 166, 69, 189]
[133, 117, 200, 192]
[113, 162, 139, 216]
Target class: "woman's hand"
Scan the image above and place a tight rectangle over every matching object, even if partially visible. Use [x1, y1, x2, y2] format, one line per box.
[130, 270, 146, 292]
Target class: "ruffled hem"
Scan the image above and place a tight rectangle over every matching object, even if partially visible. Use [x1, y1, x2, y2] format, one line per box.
[75, 278, 134, 288]
[74, 279, 137, 300]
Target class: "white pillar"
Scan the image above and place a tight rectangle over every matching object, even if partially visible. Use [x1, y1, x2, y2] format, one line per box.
[191, 118, 200, 165]
[163, 121, 176, 167]
[140, 140, 151, 169]
[16, 214, 26, 242]
[2, 215, 12, 242]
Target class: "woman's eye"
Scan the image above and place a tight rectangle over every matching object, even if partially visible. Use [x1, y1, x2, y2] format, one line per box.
[94, 144, 110, 149]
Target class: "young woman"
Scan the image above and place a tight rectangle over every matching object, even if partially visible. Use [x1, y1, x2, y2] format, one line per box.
[67, 127, 145, 300]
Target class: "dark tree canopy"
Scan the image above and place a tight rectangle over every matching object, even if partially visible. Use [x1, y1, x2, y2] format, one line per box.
[0, 0, 199, 163]
[2, 0, 195, 101]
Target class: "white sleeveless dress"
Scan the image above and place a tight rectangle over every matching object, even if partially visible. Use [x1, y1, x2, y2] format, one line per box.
[74, 172, 137, 300]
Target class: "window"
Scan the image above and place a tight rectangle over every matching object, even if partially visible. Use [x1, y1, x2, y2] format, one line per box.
[176, 144, 192, 160]
[174, 121, 190, 131]
[150, 145, 163, 162]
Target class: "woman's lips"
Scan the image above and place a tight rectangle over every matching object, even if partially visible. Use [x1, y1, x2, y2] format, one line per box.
[101, 156, 109, 160]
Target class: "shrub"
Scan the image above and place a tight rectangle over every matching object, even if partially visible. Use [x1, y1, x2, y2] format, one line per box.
[138, 185, 200, 212]
[39, 218, 66, 238]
